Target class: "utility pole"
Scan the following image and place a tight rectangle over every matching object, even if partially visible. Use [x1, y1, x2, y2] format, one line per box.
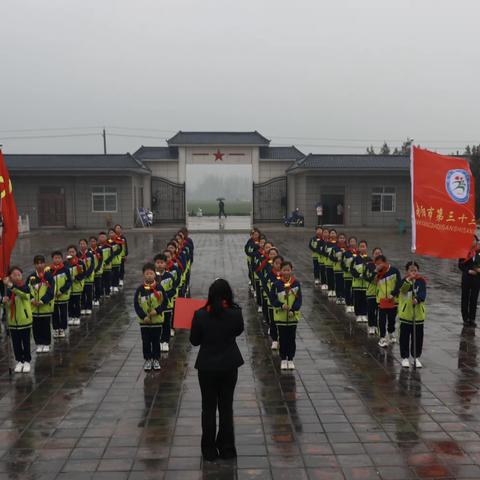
[102, 128, 107, 155]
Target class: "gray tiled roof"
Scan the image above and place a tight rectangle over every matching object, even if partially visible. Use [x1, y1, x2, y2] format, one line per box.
[133, 146, 179, 160]
[167, 131, 270, 146]
[259, 146, 305, 161]
[5, 154, 150, 174]
[288, 154, 409, 172]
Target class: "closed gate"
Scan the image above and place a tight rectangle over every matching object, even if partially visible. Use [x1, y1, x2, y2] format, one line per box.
[253, 176, 287, 223]
[151, 176, 185, 223]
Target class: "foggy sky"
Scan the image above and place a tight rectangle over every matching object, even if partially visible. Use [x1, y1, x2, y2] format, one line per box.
[1, 0, 479, 155]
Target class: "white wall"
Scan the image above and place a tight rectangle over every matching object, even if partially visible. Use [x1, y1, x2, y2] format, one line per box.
[258, 160, 293, 182]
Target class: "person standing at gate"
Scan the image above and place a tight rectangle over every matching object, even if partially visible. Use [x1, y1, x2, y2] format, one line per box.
[459, 235, 480, 327]
[190, 279, 244, 461]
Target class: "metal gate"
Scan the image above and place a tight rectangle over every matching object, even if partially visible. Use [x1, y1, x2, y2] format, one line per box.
[253, 176, 287, 223]
[151, 176, 185, 223]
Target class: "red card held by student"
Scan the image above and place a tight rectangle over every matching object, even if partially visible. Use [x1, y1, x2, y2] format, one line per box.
[173, 298, 207, 330]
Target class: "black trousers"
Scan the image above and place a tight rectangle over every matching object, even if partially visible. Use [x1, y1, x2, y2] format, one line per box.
[160, 311, 173, 343]
[69, 294, 81, 318]
[102, 270, 112, 296]
[353, 289, 367, 315]
[53, 302, 68, 330]
[94, 276, 103, 301]
[82, 283, 93, 310]
[11, 328, 31, 363]
[255, 280, 262, 307]
[198, 368, 238, 456]
[32, 314, 52, 345]
[268, 307, 278, 341]
[378, 308, 397, 337]
[111, 265, 120, 288]
[326, 267, 335, 291]
[367, 296, 378, 327]
[461, 276, 480, 322]
[334, 272, 345, 299]
[399, 321, 424, 358]
[320, 264, 327, 285]
[313, 258, 320, 280]
[140, 325, 162, 360]
[120, 259, 126, 281]
[344, 278, 353, 306]
[278, 324, 297, 360]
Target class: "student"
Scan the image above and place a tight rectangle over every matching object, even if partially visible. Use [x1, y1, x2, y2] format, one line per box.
[342, 237, 357, 313]
[114, 224, 128, 287]
[375, 255, 401, 347]
[252, 236, 267, 312]
[2, 267, 33, 373]
[331, 233, 347, 304]
[459, 235, 480, 327]
[257, 246, 279, 327]
[28, 255, 54, 353]
[324, 230, 337, 297]
[350, 240, 369, 323]
[133, 262, 167, 371]
[266, 254, 283, 350]
[108, 229, 123, 293]
[270, 261, 302, 370]
[79, 239, 95, 315]
[398, 261, 427, 368]
[309, 226, 323, 286]
[66, 245, 85, 326]
[154, 253, 176, 353]
[319, 228, 330, 290]
[89, 236, 103, 307]
[98, 232, 113, 298]
[255, 242, 275, 322]
[365, 247, 382, 335]
[50, 251, 72, 338]
[245, 229, 260, 289]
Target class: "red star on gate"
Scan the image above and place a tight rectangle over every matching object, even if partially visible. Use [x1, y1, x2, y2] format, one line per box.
[213, 149, 224, 161]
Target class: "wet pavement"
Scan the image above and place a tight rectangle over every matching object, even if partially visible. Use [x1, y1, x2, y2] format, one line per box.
[0, 228, 479, 479]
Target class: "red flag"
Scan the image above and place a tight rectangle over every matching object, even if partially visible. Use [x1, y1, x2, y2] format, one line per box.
[0, 149, 19, 278]
[173, 297, 207, 330]
[411, 146, 476, 259]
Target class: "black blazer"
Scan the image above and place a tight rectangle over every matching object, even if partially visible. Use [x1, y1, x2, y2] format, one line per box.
[190, 305, 244, 371]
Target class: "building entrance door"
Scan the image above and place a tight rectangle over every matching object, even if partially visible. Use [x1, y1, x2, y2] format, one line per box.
[321, 194, 345, 225]
[38, 187, 66, 226]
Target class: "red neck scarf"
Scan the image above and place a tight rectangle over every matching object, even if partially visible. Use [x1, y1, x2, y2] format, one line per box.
[376, 264, 390, 280]
[144, 281, 161, 301]
[50, 262, 64, 275]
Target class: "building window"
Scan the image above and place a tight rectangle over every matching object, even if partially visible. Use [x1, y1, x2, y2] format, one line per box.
[92, 186, 117, 212]
[371, 187, 396, 212]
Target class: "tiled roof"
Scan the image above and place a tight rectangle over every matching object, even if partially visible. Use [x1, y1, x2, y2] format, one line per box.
[133, 146, 179, 160]
[167, 131, 270, 146]
[259, 146, 305, 161]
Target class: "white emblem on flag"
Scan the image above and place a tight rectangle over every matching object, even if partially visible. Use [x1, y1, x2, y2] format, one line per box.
[445, 169, 470, 204]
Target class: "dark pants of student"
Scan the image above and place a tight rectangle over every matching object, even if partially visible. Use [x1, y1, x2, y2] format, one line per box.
[198, 368, 238, 458]
[313, 259, 320, 280]
[111, 265, 120, 288]
[334, 272, 345, 299]
[68, 294, 81, 319]
[82, 283, 93, 310]
[94, 276, 103, 301]
[344, 279, 353, 306]
[461, 276, 480, 323]
[268, 307, 278, 341]
[278, 324, 297, 360]
[53, 303, 68, 330]
[160, 311, 173, 343]
[326, 267, 335, 291]
[11, 328, 31, 363]
[141, 325, 162, 360]
[120, 259, 125, 281]
[353, 289, 367, 316]
[255, 280, 262, 307]
[378, 308, 397, 338]
[367, 296, 378, 327]
[102, 270, 112, 296]
[32, 314, 52, 345]
[320, 264, 327, 285]
[399, 321, 424, 358]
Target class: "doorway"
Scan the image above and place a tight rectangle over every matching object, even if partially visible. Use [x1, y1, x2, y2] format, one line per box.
[321, 194, 345, 225]
[38, 187, 66, 227]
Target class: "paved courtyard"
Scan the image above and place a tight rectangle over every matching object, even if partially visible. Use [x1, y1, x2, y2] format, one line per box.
[0, 228, 478, 480]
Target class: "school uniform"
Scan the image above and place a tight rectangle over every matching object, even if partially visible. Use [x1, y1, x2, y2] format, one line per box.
[324, 241, 336, 296]
[264, 267, 281, 344]
[252, 249, 266, 309]
[309, 235, 322, 284]
[28, 269, 54, 347]
[109, 238, 123, 290]
[99, 242, 114, 296]
[255, 256, 272, 323]
[364, 261, 379, 330]
[133, 281, 167, 361]
[119, 235, 128, 285]
[459, 250, 480, 326]
[90, 247, 103, 304]
[376, 265, 402, 340]
[67, 257, 86, 324]
[50, 263, 72, 333]
[331, 243, 346, 302]
[79, 249, 95, 313]
[156, 270, 176, 345]
[318, 239, 328, 287]
[398, 276, 427, 359]
[270, 277, 302, 361]
[350, 254, 369, 318]
[341, 248, 357, 309]
[244, 238, 258, 287]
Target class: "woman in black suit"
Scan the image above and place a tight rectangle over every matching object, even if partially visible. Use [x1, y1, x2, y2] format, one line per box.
[190, 279, 244, 461]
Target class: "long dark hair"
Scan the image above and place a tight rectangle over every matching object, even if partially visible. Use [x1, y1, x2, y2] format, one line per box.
[205, 278, 235, 317]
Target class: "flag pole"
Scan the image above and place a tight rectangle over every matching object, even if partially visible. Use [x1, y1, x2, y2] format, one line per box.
[410, 144, 417, 372]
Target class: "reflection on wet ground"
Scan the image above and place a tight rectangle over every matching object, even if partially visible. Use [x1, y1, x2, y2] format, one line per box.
[0, 229, 479, 479]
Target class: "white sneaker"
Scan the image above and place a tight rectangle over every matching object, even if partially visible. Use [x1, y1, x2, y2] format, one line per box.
[36, 346, 43, 353]
[14, 362, 23, 373]
[114, 287, 119, 293]
[152, 359, 161, 370]
[160, 342, 169, 352]
[257, 306, 262, 313]
[86, 309, 92, 315]
[44, 345, 50, 352]
[52, 330, 59, 338]
[287, 360, 295, 370]
[349, 306, 355, 313]
[362, 315, 368, 323]
[401, 358, 410, 368]
[75, 318, 81, 326]
[271, 341, 279, 350]
[389, 333, 396, 344]
[321, 284, 328, 290]
[119, 280, 124, 287]
[414, 358, 423, 368]
[68, 318, 74, 326]
[81, 310, 87, 315]
[356, 316, 363, 323]
[93, 301, 100, 307]
[378, 337, 388, 348]
[368, 326, 376, 335]
[314, 279, 320, 286]
[144, 360, 152, 371]
[170, 329, 175, 337]
[280, 360, 288, 370]
[335, 298, 342, 304]
[23, 362, 31, 373]
[59, 329, 66, 338]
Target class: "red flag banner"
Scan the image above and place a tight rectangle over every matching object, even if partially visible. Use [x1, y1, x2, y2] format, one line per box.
[173, 297, 207, 330]
[0, 150, 19, 278]
[411, 146, 476, 259]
